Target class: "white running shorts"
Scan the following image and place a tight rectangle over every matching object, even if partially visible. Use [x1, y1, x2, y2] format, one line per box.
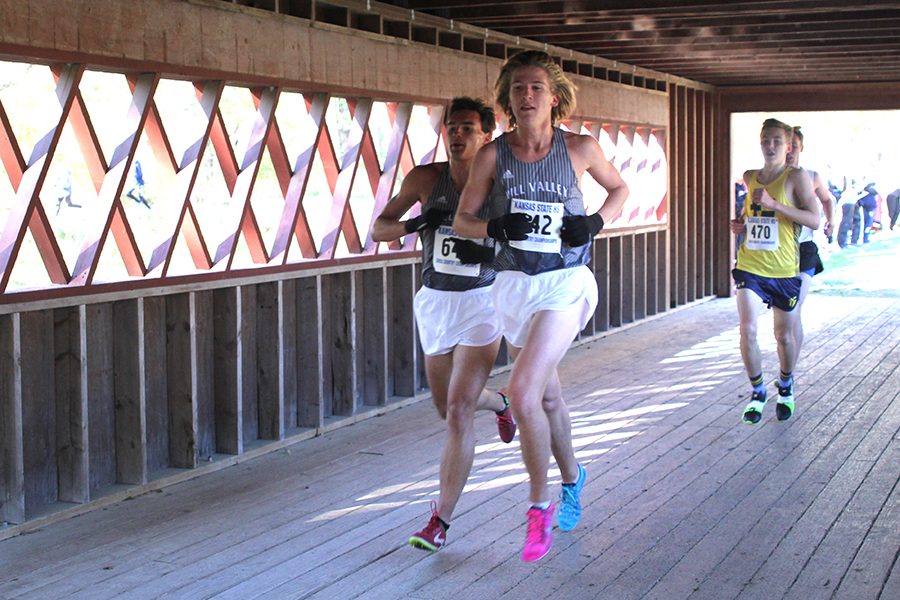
[491, 265, 598, 348]
[413, 285, 502, 356]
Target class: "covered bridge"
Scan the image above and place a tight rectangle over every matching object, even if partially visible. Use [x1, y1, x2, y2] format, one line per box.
[1, 1, 899, 597]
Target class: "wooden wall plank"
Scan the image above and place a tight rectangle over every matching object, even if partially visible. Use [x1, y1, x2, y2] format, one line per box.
[257, 282, 283, 440]
[166, 294, 198, 469]
[192, 291, 215, 460]
[360, 268, 387, 407]
[296, 276, 323, 429]
[387, 264, 416, 398]
[676, 85, 689, 307]
[593, 238, 610, 333]
[113, 299, 148, 486]
[323, 272, 356, 417]
[646, 232, 658, 316]
[279, 280, 298, 434]
[622, 234, 635, 325]
[142, 296, 168, 476]
[704, 91, 716, 296]
[240, 286, 259, 444]
[53, 306, 88, 503]
[668, 86, 679, 310]
[0, 314, 25, 524]
[85, 304, 115, 494]
[19, 310, 55, 518]
[635, 233, 647, 321]
[213, 288, 241, 455]
[657, 229, 670, 314]
[609, 237, 623, 328]
[685, 87, 698, 303]
[713, 107, 734, 298]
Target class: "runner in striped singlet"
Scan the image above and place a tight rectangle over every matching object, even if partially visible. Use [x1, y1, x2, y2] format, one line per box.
[786, 126, 835, 349]
[372, 98, 516, 553]
[454, 50, 629, 562]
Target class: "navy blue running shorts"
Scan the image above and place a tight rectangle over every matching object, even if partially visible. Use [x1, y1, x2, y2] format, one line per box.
[732, 268, 801, 311]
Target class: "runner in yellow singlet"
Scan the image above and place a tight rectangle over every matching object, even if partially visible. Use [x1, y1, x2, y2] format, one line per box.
[729, 118, 819, 425]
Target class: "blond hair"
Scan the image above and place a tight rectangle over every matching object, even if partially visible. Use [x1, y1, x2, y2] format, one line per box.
[494, 50, 577, 128]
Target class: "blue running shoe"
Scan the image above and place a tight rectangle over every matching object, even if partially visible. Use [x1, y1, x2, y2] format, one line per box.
[557, 464, 587, 531]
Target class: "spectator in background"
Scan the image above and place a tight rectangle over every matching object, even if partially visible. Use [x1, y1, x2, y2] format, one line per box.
[886, 188, 900, 230]
[837, 179, 862, 248]
[126, 160, 151, 209]
[856, 182, 879, 244]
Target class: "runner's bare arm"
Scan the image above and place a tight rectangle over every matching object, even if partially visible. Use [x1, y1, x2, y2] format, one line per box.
[372, 165, 436, 242]
[569, 133, 629, 222]
[452, 144, 497, 239]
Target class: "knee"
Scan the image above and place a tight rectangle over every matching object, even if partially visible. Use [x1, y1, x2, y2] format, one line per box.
[541, 393, 563, 413]
[773, 324, 794, 347]
[506, 389, 542, 423]
[739, 320, 758, 342]
[444, 400, 474, 434]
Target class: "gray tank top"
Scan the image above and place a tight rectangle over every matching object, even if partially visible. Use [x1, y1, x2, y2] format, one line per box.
[421, 164, 496, 291]
[489, 128, 589, 275]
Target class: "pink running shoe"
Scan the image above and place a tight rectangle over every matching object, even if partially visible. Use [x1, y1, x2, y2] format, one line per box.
[521, 502, 554, 562]
[495, 390, 517, 443]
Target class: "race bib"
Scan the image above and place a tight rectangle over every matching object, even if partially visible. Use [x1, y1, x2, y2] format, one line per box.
[433, 226, 482, 277]
[745, 216, 779, 251]
[508, 198, 563, 253]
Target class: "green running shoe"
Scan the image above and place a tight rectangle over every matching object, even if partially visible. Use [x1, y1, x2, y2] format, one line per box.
[776, 383, 794, 421]
[742, 391, 767, 425]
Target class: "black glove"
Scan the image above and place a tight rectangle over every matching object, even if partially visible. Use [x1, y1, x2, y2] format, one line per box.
[451, 239, 494, 264]
[404, 208, 451, 234]
[486, 213, 532, 242]
[559, 213, 604, 246]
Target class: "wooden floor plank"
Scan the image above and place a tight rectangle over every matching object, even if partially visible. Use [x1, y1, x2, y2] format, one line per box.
[1, 295, 898, 600]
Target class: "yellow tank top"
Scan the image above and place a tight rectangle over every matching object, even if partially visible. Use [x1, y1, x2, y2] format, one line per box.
[737, 167, 800, 277]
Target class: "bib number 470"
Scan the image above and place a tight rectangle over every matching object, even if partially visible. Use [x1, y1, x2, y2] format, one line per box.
[750, 223, 771, 239]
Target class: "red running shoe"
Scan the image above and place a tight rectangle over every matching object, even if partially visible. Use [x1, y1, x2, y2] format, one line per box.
[495, 389, 517, 443]
[409, 501, 447, 552]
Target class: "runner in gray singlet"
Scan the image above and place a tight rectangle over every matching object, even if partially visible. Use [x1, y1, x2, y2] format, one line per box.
[453, 51, 629, 562]
[372, 97, 516, 553]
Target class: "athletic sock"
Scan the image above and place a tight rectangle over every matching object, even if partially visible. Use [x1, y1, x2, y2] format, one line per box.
[438, 516, 450, 531]
[778, 371, 793, 389]
[750, 373, 766, 396]
[495, 391, 510, 415]
[531, 500, 551, 511]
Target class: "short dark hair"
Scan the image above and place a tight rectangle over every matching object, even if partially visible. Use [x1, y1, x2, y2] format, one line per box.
[761, 118, 793, 140]
[447, 97, 495, 134]
[791, 125, 804, 143]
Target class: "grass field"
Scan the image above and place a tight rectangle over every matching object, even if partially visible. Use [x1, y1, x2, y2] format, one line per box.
[813, 228, 899, 297]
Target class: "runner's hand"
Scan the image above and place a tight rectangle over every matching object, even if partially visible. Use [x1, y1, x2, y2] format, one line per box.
[487, 213, 531, 242]
[404, 209, 451, 233]
[560, 213, 604, 246]
[451, 239, 494, 264]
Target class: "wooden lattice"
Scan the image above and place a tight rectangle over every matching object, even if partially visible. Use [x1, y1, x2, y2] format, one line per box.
[0, 60, 666, 299]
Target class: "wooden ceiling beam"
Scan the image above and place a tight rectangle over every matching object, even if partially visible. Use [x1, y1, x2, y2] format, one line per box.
[405, 0, 900, 21]
[500, 14, 900, 40]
